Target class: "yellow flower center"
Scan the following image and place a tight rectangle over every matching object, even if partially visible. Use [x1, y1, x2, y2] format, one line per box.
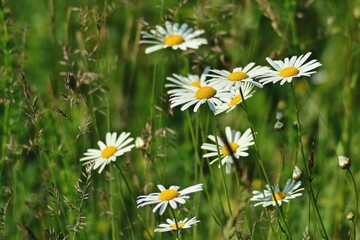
[221, 142, 239, 156]
[158, 189, 179, 201]
[228, 71, 248, 81]
[195, 86, 217, 99]
[229, 95, 242, 106]
[279, 67, 299, 77]
[271, 191, 287, 201]
[189, 80, 201, 88]
[163, 35, 184, 46]
[170, 221, 185, 229]
[101, 146, 117, 159]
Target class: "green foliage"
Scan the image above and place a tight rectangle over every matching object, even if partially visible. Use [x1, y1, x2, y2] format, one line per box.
[0, 0, 359, 239]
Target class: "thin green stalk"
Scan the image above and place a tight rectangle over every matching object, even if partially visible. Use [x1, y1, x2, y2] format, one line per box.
[0, 9, 10, 168]
[149, 53, 158, 127]
[148, 0, 164, 127]
[239, 88, 292, 239]
[347, 168, 358, 240]
[279, 132, 286, 173]
[194, 113, 199, 185]
[209, 117, 232, 216]
[170, 208, 180, 240]
[350, 219, 356, 240]
[110, 168, 116, 240]
[264, 209, 275, 239]
[114, 162, 154, 240]
[290, 83, 328, 239]
[185, 110, 223, 224]
[117, 169, 136, 240]
[0, 104, 9, 168]
[285, 0, 300, 53]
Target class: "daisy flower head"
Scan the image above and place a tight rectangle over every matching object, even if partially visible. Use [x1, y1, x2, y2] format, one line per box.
[80, 132, 135, 174]
[137, 184, 203, 215]
[140, 21, 208, 54]
[201, 127, 254, 174]
[169, 80, 231, 113]
[165, 67, 210, 95]
[250, 178, 304, 207]
[154, 217, 200, 233]
[338, 155, 351, 169]
[259, 52, 321, 85]
[206, 62, 269, 89]
[215, 81, 255, 115]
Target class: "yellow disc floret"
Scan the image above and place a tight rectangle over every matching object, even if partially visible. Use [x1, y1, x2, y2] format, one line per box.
[271, 191, 287, 201]
[190, 80, 201, 88]
[158, 189, 179, 201]
[101, 146, 117, 159]
[279, 67, 299, 77]
[170, 221, 185, 229]
[229, 95, 242, 106]
[228, 71, 248, 81]
[163, 35, 184, 46]
[195, 86, 217, 99]
[221, 142, 239, 156]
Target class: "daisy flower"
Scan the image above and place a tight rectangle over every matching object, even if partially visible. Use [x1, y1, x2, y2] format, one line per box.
[140, 21, 208, 54]
[169, 81, 231, 112]
[136, 184, 203, 215]
[80, 132, 135, 174]
[154, 217, 200, 232]
[206, 63, 269, 89]
[215, 81, 255, 115]
[201, 127, 254, 174]
[259, 52, 321, 85]
[165, 67, 209, 95]
[250, 178, 304, 207]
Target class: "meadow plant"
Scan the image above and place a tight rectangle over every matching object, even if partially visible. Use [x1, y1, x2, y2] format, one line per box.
[1, 1, 359, 239]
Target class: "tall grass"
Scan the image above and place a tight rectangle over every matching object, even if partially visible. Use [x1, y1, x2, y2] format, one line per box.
[0, 0, 359, 239]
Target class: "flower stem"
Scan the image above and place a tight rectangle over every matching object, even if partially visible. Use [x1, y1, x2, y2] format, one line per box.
[347, 168, 358, 240]
[171, 208, 180, 240]
[290, 83, 328, 239]
[116, 166, 136, 240]
[209, 117, 233, 216]
[239, 87, 292, 240]
[185, 110, 223, 224]
[114, 162, 154, 240]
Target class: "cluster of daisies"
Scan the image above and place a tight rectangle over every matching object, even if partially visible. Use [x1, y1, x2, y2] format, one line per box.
[79, 21, 322, 235]
[165, 50, 320, 115]
[141, 22, 320, 115]
[137, 184, 203, 233]
[80, 131, 203, 233]
[140, 22, 321, 210]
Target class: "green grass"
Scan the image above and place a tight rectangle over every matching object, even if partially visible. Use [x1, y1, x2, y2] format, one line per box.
[1, 0, 359, 239]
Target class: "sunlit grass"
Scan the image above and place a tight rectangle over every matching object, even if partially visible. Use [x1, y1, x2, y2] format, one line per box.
[0, 0, 359, 239]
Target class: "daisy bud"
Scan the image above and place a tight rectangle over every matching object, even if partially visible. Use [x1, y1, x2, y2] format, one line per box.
[135, 137, 145, 149]
[338, 156, 351, 169]
[276, 112, 284, 121]
[274, 121, 284, 131]
[292, 166, 303, 180]
[346, 211, 355, 221]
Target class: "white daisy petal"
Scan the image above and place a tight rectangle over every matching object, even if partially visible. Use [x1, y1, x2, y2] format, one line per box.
[169, 79, 231, 113]
[154, 217, 200, 233]
[201, 126, 254, 174]
[140, 22, 207, 54]
[259, 52, 321, 85]
[250, 179, 304, 207]
[136, 184, 203, 215]
[79, 132, 134, 174]
[207, 63, 267, 90]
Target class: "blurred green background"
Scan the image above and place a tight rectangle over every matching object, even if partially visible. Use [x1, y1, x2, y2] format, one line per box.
[1, 0, 360, 239]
